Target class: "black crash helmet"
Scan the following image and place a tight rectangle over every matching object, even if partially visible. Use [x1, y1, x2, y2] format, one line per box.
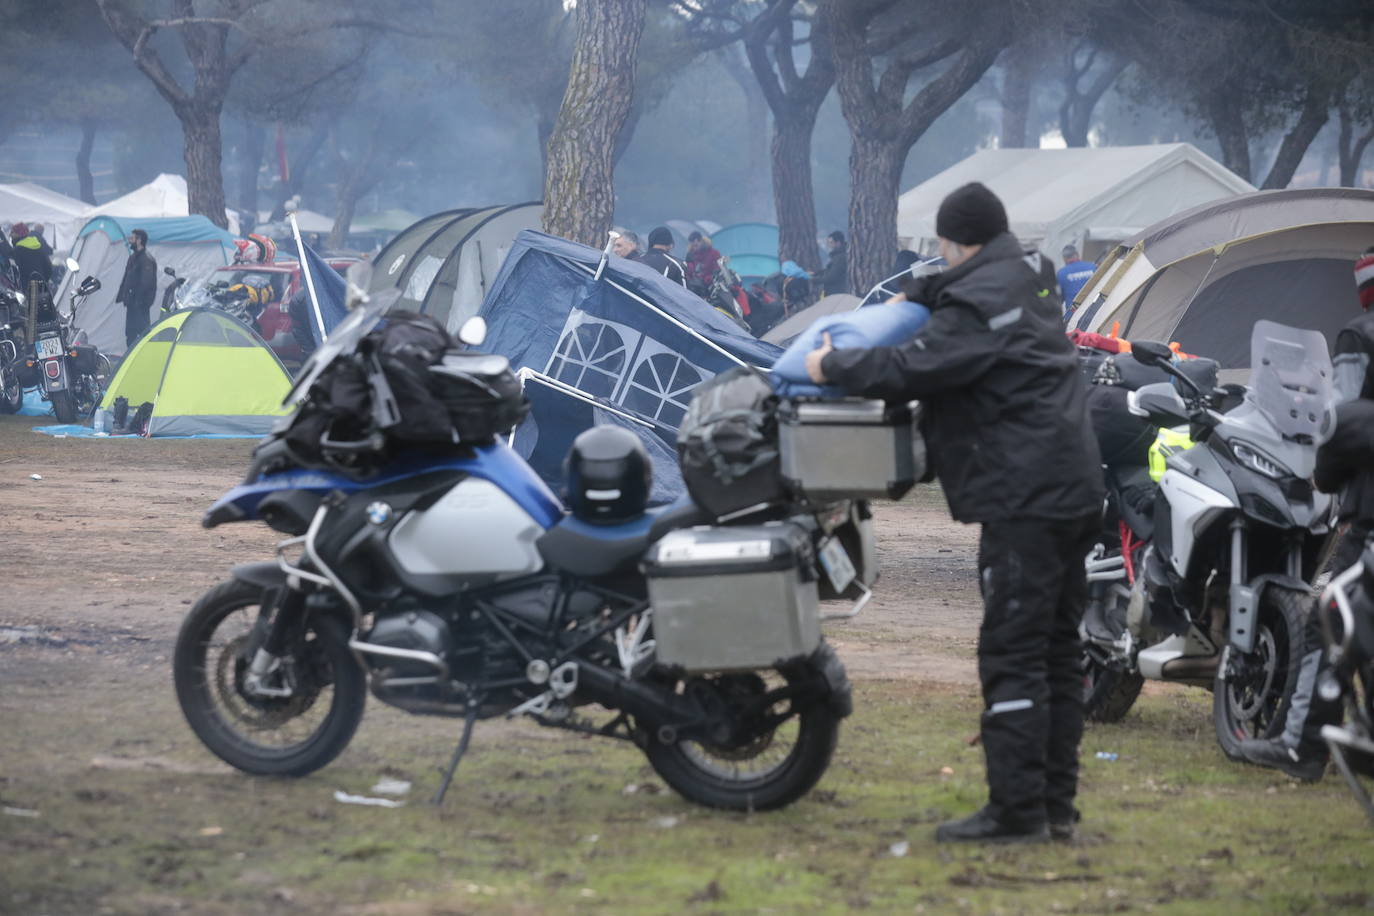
[565, 425, 652, 524]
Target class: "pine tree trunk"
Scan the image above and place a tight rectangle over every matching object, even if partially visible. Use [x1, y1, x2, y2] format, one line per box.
[180, 102, 229, 230]
[75, 119, 97, 205]
[1260, 89, 1330, 190]
[542, 0, 647, 247]
[270, 124, 329, 221]
[1338, 106, 1374, 188]
[238, 121, 266, 220]
[846, 134, 905, 296]
[773, 110, 823, 273]
[1206, 95, 1252, 183]
[1000, 44, 1036, 149]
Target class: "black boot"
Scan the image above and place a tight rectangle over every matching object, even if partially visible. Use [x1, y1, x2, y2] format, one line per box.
[1236, 738, 1326, 782]
[934, 806, 1048, 844]
[1048, 808, 1080, 842]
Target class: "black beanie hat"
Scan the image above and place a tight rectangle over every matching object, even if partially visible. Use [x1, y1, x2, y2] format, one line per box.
[935, 182, 1008, 246]
[648, 226, 673, 248]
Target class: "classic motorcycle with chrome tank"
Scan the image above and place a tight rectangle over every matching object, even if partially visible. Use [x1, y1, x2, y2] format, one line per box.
[172, 267, 881, 810]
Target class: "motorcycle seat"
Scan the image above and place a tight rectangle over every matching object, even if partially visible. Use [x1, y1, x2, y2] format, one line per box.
[536, 496, 713, 579]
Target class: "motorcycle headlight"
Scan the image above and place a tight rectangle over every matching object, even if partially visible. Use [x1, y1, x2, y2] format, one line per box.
[1231, 440, 1291, 480]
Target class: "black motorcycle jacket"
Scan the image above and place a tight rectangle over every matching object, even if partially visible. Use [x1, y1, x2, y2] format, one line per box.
[821, 231, 1104, 523]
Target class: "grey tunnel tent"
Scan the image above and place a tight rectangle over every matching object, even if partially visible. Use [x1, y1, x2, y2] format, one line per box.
[368, 203, 542, 334]
[1073, 188, 1374, 367]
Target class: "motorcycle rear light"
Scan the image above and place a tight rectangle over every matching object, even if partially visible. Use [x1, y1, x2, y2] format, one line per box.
[44, 360, 60, 379]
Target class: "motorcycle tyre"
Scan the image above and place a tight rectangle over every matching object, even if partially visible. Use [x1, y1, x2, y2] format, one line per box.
[0, 370, 21, 414]
[1213, 585, 1305, 761]
[174, 578, 365, 778]
[50, 389, 77, 424]
[1083, 653, 1144, 723]
[642, 647, 841, 812]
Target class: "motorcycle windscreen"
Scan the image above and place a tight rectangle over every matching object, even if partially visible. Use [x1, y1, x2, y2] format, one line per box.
[1247, 319, 1335, 444]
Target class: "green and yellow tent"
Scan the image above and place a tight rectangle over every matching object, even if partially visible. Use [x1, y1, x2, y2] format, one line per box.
[100, 308, 291, 436]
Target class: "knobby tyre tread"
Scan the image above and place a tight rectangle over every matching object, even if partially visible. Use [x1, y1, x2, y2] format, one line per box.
[1084, 659, 1144, 723]
[173, 578, 365, 777]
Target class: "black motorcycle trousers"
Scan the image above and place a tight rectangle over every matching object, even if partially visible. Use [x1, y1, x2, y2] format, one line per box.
[125, 302, 150, 348]
[976, 514, 1098, 828]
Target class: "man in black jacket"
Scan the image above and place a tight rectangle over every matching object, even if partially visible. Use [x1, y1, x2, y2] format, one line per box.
[1237, 245, 1374, 780]
[806, 183, 1105, 843]
[815, 230, 850, 296]
[640, 227, 686, 287]
[116, 228, 158, 348]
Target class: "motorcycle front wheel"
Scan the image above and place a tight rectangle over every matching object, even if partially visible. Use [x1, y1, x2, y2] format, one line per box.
[173, 578, 365, 777]
[0, 365, 21, 414]
[642, 643, 842, 811]
[1213, 585, 1306, 760]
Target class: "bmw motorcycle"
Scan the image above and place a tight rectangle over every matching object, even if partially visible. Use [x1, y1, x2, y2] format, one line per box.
[1081, 321, 1336, 759]
[1317, 538, 1374, 827]
[173, 276, 857, 811]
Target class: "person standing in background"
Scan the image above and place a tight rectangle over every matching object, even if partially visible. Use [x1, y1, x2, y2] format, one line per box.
[816, 230, 850, 296]
[116, 229, 158, 348]
[1056, 245, 1095, 319]
[640, 227, 687, 287]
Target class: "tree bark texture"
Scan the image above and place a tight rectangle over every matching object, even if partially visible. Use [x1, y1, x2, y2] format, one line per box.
[1338, 104, 1374, 187]
[744, 1, 833, 273]
[542, 0, 648, 247]
[76, 119, 97, 205]
[238, 121, 266, 219]
[1000, 42, 1037, 149]
[1204, 93, 1252, 182]
[180, 102, 230, 229]
[1260, 87, 1331, 190]
[825, 0, 1009, 294]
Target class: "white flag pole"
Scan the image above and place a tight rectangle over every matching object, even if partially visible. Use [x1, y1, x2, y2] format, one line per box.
[288, 211, 327, 343]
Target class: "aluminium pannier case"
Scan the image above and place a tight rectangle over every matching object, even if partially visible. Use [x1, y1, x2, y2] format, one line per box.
[777, 399, 924, 502]
[644, 522, 819, 672]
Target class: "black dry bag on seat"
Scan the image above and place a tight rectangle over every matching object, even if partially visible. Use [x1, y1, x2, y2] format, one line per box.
[676, 367, 788, 517]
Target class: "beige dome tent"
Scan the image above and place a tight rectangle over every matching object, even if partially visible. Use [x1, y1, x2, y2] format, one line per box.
[897, 143, 1253, 263]
[1071, 188, 1374, 367]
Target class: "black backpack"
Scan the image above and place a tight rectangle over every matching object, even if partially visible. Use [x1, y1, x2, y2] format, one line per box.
[676, 367, 788, 517]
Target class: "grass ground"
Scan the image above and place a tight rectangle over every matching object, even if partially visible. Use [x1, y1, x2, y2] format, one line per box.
[2, 667, 1369, 915]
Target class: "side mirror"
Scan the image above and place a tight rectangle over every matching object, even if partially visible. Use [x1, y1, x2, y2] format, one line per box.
[458, 316, 487, 347]
[1130, 340, 1173, 368]
[65, 257, 80, 273]
[79, 276, 101, 294]
[345, 261, 373, 310]
[164, 266, 176, 277]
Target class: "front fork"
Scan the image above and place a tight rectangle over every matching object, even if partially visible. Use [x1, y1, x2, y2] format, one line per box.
[243, 585, 306, 698]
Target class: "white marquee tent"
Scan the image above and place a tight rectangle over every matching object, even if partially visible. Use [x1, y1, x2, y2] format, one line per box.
[88, 173, 241, 235]
[0, 182, 92, 251]
[897, 143, 1254, 263]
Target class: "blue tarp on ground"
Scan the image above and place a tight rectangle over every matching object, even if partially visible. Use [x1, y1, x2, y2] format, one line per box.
[18, 388, 51, 417]
[32, 424, 258, 439]
[481, 230, 781, 500]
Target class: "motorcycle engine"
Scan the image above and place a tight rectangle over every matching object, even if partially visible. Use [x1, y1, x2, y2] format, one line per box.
[365, 610, 452, 678]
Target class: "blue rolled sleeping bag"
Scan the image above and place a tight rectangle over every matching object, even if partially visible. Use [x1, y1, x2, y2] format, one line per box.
[769, 300, 931, 398]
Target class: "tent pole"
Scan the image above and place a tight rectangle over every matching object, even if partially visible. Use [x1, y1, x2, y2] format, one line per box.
[289, 211, 328, 343]
[566, 260, 753, 369]
[516, 367, 657, 429]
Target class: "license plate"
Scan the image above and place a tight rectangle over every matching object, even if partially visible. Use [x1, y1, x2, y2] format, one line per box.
[35, 337, 62, 359]
[819, 537, 856, 594]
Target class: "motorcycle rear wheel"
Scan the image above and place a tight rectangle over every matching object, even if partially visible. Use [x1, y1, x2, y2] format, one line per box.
[642, 644, 842, 811]
[50, 389, 76, 424]
[173, 578, 365, 777]
[0, 367, 21, 414]
[1083, 650, 1144, 723]
[1213, 585, 1306, 760]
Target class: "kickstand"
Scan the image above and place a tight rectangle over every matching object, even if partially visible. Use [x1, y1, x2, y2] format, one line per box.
[432, 701, 479, 806]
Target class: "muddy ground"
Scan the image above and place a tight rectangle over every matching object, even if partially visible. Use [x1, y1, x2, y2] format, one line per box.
[3, 415, 1368, 915]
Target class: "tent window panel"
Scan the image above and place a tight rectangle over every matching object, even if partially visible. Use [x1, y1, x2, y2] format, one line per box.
[178, 313, 256, 346]
[622, 352, 703, 427]
[550, 322, 626, 398]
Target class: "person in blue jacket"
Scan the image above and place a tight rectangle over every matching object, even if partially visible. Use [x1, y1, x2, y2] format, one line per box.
[1056, 245, 1096, 319]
